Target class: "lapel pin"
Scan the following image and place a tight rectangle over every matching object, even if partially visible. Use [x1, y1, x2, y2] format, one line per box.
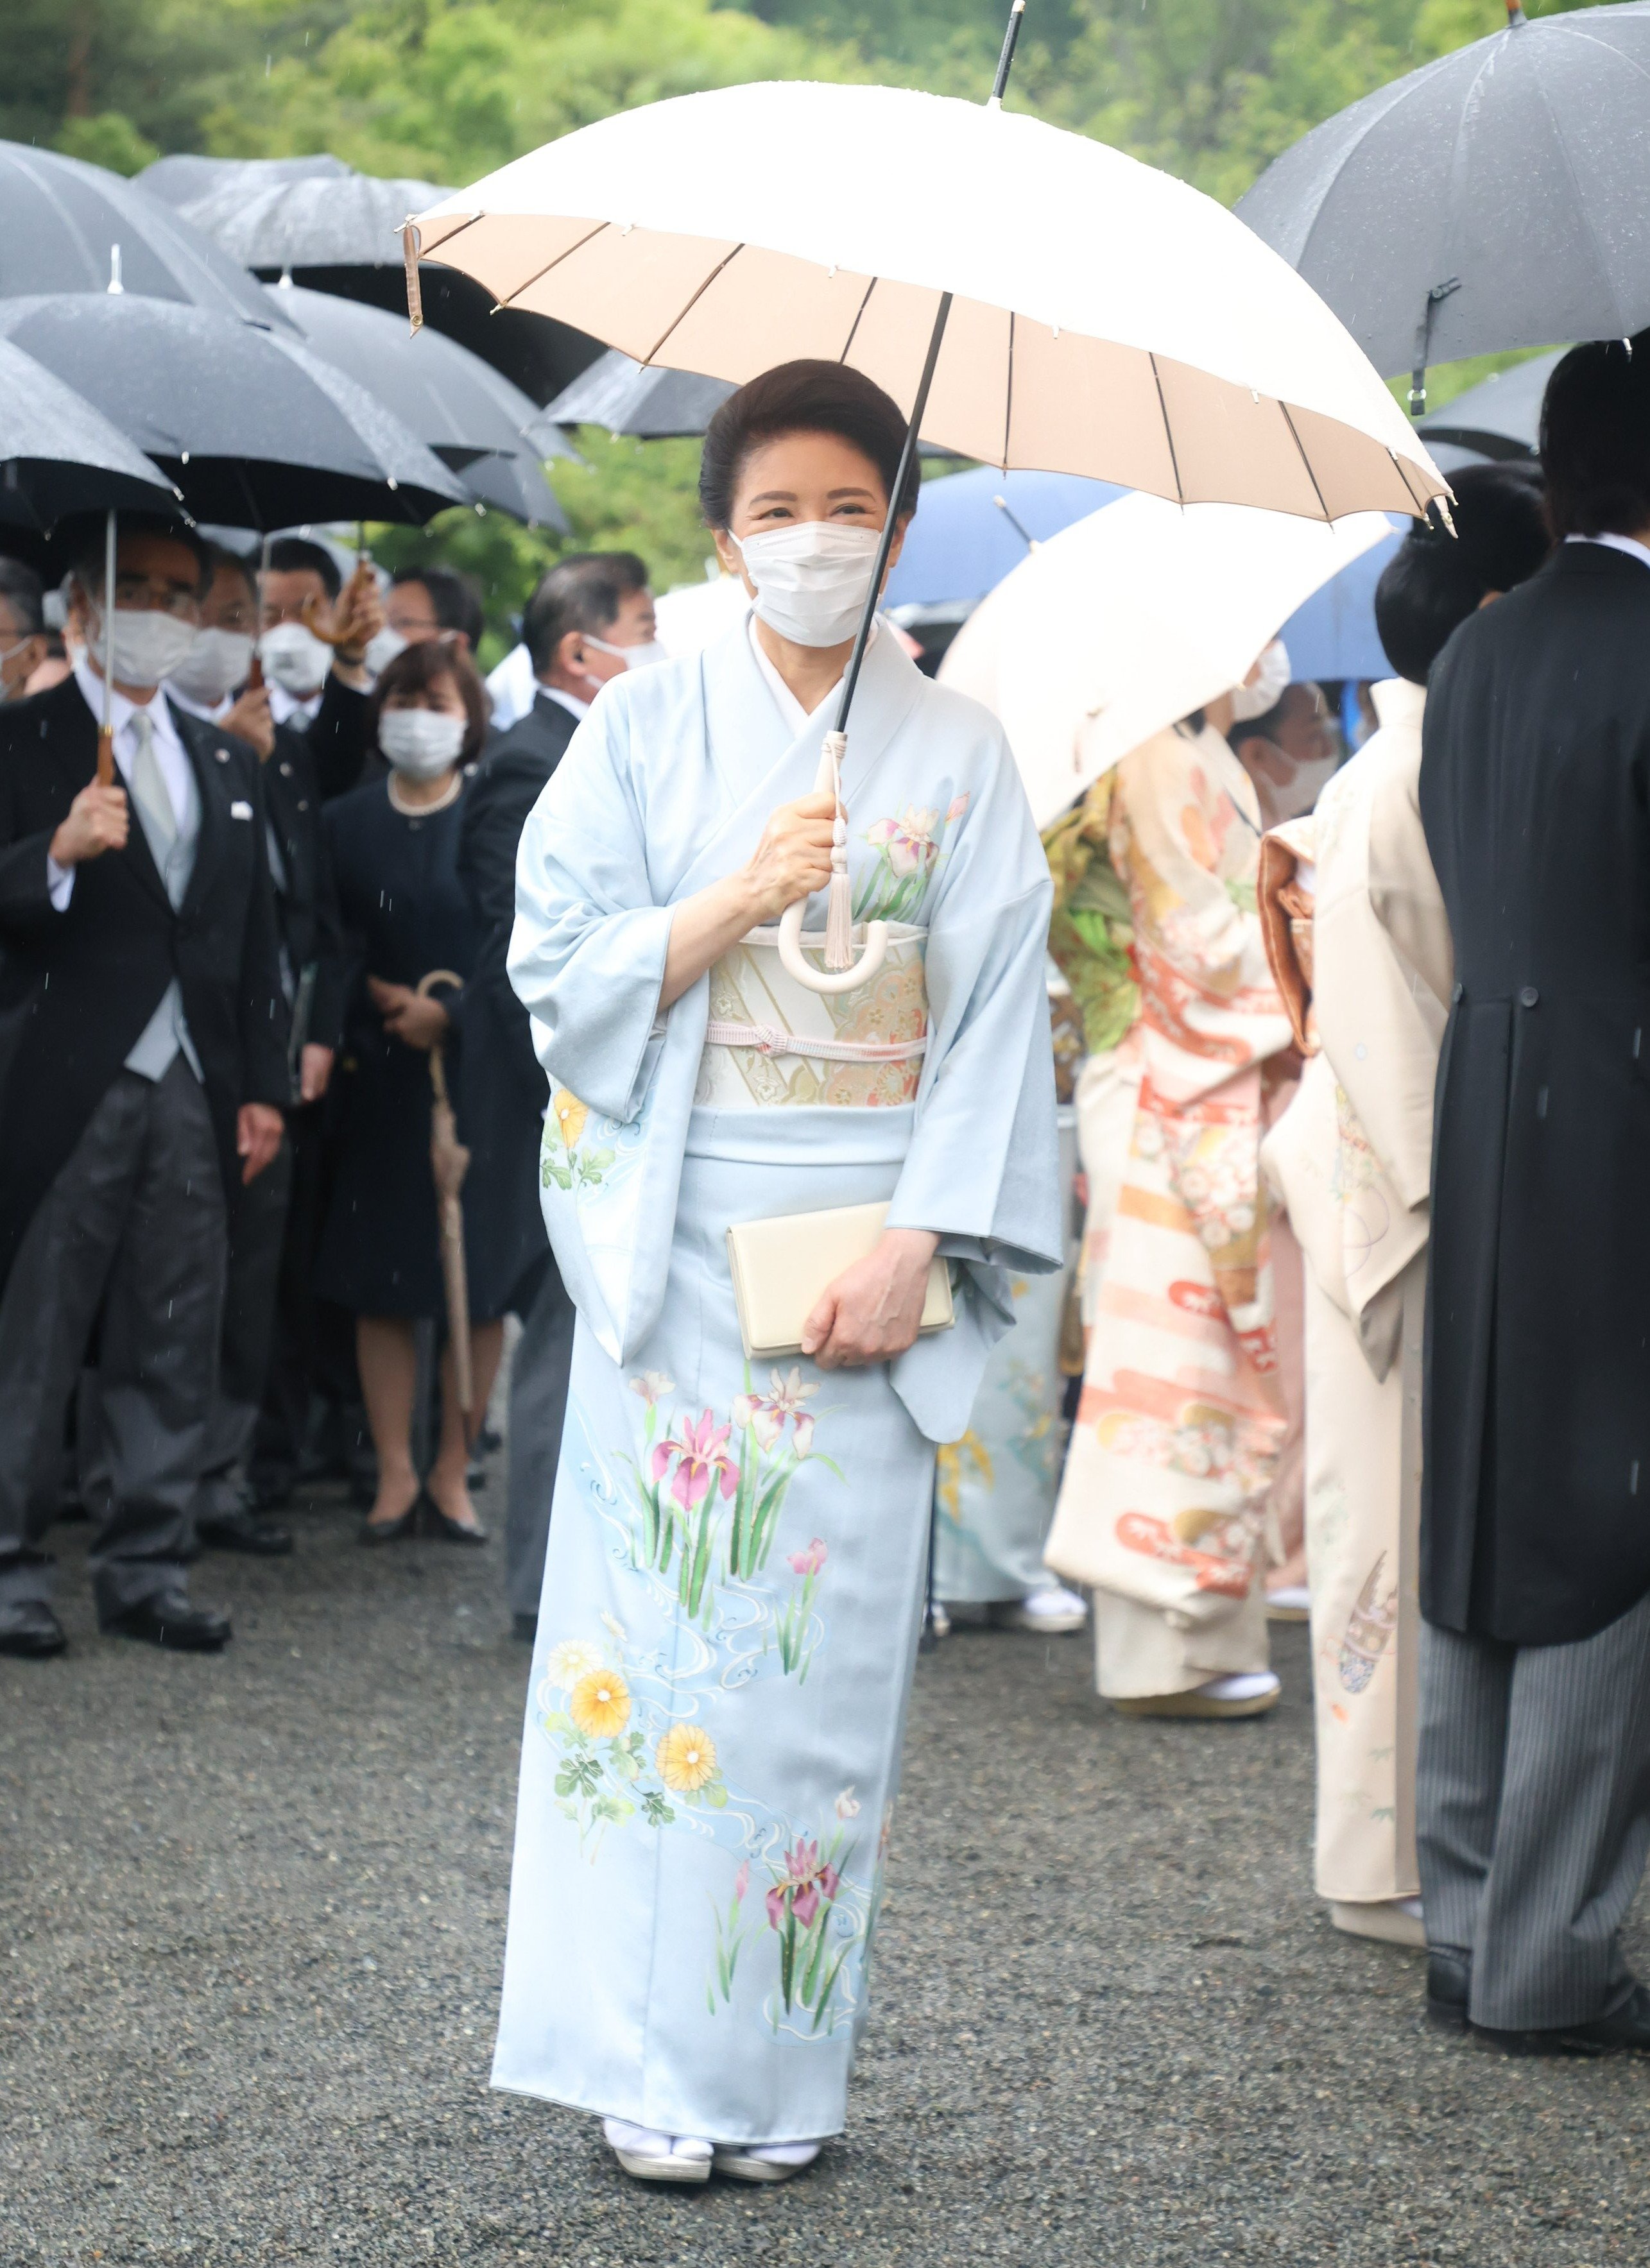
[214, 746, 230, 764]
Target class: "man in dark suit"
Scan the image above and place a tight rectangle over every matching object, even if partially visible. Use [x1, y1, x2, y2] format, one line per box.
[1417, 334, 1650, 2053]
[166, 543, 345, 1553]
[0, 516, 288, 1656]
[257, 536, 381, 802]
[457, 551, 655, 1639]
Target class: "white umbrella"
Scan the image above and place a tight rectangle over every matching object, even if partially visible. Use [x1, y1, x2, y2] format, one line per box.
[938, 491, 1393, 830]
[405, 81, 1444, 524]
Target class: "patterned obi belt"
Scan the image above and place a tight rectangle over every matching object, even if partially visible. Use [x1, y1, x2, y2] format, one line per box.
[696, 922, 929, 1109]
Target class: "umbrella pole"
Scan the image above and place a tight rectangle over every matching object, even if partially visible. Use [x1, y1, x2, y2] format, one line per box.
[96, 507, 116, 786]
[246, 532, 271, 692]
[780, 0, 1032, 991]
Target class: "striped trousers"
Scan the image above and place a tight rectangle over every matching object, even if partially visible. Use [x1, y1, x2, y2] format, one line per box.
[1417, 1587, 1650, 2029]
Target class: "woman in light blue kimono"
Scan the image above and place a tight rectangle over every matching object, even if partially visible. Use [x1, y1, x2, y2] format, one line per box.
[495, 362, 1060, 2184]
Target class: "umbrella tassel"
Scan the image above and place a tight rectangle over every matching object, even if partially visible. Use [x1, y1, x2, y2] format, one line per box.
[822, 728, 854, 970]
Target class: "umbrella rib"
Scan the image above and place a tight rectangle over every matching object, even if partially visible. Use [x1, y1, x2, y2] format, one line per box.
[839, 277, 879, 364]
[642, 244, 746, 367]
[1147, 354, 1184, 507]
[1386, 447, 1431, 518]
[1278, 402, 1332, 524]
[492, 220, 610, 313]
[1001, 312, 1015, 472]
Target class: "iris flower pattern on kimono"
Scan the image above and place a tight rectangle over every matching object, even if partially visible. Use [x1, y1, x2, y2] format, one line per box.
[495, 615, 1060, 2145]
[1045, 722, 1293, 1637]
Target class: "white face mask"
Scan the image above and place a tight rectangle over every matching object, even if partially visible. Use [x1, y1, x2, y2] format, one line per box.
[585, 633, 667, 672]
[168, 627, 255, 707]
[259, 620, 333, 696]
[363, 624, 409, 678]
[731, 521, 883, 648]
[1228, 638, 1293, 723]
[378, 705, 466, 778]
[87, 604, 200, 694]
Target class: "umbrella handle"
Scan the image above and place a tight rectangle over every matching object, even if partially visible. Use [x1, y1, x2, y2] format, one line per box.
[416, 969, 464, 1103]
[301, 554, 376, 647]
[775, 737, 888, 996]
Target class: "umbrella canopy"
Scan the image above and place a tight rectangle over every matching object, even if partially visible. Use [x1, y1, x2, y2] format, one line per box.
[0, 294, 467, 531]
[544, 346, 736, 438]
[1274, 524, 1402, 683]
[0, 336, 178, 532]
[1235, 3, 1650, 392]
[937, 491, 1391, 829]
[409, 80, 1444, 522]
[142, 151, 603, 408]
[264, 282, 571, 528]
[1417, 348, 1557, 461]
[884, 466, 1126, 611]
[0, 141, 296, 332]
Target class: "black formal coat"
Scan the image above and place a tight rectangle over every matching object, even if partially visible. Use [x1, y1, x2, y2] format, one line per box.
[302, 673, 375, 803]
[266, 720, 345, 1059]
[314, 772, 514, 1320]
[452, 693, 581, 1312]
[0, 675, 288, 1297]
[1419, 541, 1650, 1646]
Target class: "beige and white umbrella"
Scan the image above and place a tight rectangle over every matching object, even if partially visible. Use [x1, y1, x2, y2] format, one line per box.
[405, 81, 1445, 524]
[405, 47, 1444, 991]
[938, 491, 1395, 830]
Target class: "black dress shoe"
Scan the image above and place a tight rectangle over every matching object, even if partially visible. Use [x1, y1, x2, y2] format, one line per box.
[103, 1596, 232, 1651]
[422, 1492, 488, 1546]
[0, 1599, 67, 1658]
[1475, 1980, 1650, 2058]
[359, 1497, 418, 1545]
[198, 1508, 294, 1557]
[1426, 1945, 1471, 2033]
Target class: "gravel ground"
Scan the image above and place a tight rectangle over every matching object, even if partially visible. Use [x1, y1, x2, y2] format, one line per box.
[4, 1475, 1650, 2268]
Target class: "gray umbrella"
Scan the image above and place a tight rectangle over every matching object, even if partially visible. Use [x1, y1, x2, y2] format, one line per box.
[263, 282, 571, 529]
[0, 294, 467, 530]
[0, 335, 178, 533]
[1235, 1, 1650, 408]
[544, 346, 736, 438]
[137, 151, 604, 407]
[1416, 348, 1561, 461]
[0, 140, 296, 332]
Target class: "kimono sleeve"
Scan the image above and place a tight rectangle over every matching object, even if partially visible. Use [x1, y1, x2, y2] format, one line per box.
[507, 690, 675, 1125]
[883, 710, 1061, 1279]
[1114, 727, 1258, 998]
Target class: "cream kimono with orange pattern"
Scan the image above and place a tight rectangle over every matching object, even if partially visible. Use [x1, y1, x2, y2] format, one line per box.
[1044, 721, 1293, 1698]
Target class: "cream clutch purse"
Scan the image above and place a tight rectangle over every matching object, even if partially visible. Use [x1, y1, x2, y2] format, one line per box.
[725, 1200, 955, 1361]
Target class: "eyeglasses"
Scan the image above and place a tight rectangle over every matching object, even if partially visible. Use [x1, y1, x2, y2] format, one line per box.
[110, 574, 199, 618]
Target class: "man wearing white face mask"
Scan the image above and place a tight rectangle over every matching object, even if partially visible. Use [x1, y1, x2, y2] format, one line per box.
[458, 551, 658, 1637]
[0, 559, 50, 704]
[258, 536, 381, 801]
[0, 515, 288, 1657]
[168, 543, 346, 1554]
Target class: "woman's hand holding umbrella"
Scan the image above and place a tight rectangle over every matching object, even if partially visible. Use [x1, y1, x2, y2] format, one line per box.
[368, 974, 451, 1050]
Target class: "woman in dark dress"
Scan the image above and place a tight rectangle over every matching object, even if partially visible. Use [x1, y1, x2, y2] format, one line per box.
[316, 640, 503, 1542]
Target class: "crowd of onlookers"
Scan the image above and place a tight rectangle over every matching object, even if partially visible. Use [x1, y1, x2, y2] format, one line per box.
[0, 524, 659, 1658]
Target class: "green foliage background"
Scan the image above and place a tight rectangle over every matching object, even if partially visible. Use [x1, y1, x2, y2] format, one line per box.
[8, 0, 1599, 645]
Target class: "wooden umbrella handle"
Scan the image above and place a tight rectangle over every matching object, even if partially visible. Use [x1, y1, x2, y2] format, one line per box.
[300, 553, 377, 647]
[96, 724, 116, 789]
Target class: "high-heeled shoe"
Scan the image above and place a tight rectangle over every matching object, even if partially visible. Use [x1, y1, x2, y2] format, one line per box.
[420, 1491, 488, 1546]
[358, 1496, 418, 1546]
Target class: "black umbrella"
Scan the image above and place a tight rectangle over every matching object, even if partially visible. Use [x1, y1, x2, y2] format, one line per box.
[0, 141, 296, 332]
[544, 346, 736, 439]
[1416, 348, 1560, 461]
[0, 336, 178, 534]
[139, 151, 603, 407]
[0, 294, 467, 530]
[264, 282, 571, 529]
[1235, 1, 1650, 409]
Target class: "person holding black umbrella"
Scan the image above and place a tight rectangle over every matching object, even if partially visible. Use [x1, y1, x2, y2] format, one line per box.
[258, 537, 382, 801]
[1418, 334, 1650, 2054]
[0, 513, 287, 1657]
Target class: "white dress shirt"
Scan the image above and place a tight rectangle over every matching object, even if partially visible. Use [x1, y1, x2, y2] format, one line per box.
[49, 660, 198, 910]
[268, 679, 325, 728]
[537, 684, 589, 727]
[1566, 531, 1650, 574]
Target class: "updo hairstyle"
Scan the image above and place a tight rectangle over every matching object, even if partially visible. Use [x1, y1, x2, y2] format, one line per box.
[698, 360, 922, 532]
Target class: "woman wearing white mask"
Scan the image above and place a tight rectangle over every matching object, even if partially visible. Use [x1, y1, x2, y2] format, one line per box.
[494, 362, 1060, 2183]
[313, 641, 504, 1546]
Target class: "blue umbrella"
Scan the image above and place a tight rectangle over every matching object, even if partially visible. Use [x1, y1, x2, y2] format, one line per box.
[885, 465, 1125, 611]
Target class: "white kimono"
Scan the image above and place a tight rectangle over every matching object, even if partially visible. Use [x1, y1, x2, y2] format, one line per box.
[494, 615, 1060, 2144]
[1260, 678, 1450, 1907]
